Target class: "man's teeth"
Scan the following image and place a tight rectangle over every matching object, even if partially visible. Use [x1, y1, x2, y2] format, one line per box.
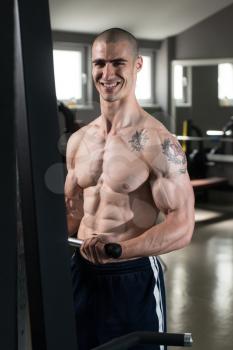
[102, 82, 119, 88]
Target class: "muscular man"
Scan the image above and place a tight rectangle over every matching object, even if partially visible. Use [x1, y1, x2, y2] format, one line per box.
[65, 28, 195, 350]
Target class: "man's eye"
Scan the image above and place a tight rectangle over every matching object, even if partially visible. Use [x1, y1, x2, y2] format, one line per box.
[113, 62, 124, 67]
[94, 62, 105, 67]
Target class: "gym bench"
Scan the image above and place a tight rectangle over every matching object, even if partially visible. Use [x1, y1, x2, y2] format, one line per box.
[191, 176, 228, 190]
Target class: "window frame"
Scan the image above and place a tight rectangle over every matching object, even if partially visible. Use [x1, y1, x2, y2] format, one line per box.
[136, 48, 157, 107]
[53, 42, 92, 108]
[172, 64, 192, 107]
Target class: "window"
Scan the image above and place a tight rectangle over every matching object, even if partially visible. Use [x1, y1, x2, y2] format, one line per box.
[218, 63, 233, 106]
[53, 43, 90, 108]
[173, 64, 191, 106]
[53, 50, 82, 100]
[136, 51, 155, 105]
[174, 65, 183, 101]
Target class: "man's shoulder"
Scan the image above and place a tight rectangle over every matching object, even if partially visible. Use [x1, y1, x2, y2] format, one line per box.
[142, 114, 175, 145]
[67, 124, 88, 146]
[141, 114, 185, 174]
[67, 117, 101, 146]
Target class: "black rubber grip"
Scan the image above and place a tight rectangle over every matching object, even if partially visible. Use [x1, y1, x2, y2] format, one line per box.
[92, 331, 193, 349]
[104, 243, 122, 259]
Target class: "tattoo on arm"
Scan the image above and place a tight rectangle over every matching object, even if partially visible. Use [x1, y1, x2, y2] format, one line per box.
[161, 138, 187, 174]
[128, 129, 149, 151]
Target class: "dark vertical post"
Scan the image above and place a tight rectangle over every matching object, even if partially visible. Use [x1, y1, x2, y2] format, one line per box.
[15, 0, 78, 349]
[0, 1, 17, 350]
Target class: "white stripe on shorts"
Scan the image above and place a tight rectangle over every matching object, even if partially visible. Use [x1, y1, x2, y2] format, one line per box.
[153, 257, 165, 331]
[149, 256, 164, 350]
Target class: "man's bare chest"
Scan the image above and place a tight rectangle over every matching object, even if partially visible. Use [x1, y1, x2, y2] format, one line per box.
[74, 130, 150, 193]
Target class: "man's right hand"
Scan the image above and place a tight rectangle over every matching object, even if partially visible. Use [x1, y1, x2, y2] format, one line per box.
[80, 235, 118, 264]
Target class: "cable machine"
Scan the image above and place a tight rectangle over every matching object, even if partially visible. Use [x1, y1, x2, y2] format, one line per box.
[14, 0, 193, 348]
[1, 1, 17, 350]
[15, 0, 78, 349]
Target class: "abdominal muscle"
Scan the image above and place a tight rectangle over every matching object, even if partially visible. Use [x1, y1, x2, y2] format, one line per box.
[77, 181, 159, 243]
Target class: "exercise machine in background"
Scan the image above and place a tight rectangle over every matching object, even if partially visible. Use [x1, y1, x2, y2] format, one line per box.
[209, 115, 233, 155]
[177, 119, 233, 192]
[181, 119, 207, 179]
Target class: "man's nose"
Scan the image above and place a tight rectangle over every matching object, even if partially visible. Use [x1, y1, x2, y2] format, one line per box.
[102, 63, 115, 80]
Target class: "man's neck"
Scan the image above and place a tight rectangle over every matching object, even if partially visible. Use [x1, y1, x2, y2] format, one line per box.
[100, 97, 143, 135]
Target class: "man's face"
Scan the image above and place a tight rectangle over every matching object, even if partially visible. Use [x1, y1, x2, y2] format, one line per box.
[92, 40, 142, 102]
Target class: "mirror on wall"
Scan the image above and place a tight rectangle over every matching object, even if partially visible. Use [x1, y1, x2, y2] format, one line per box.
[171, 59, 233, 183]
[171, 58, 233, 136]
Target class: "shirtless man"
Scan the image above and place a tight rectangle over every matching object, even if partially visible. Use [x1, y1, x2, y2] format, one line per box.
[65, 28, 195, 350]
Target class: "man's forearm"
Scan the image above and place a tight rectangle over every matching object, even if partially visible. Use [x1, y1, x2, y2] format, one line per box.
[121, 210, 194, 259]
[65, 195, 84, 236]
[66, 215, 82, 236]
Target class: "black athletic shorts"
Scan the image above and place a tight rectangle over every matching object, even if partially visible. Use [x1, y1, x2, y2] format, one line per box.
[71, 249, 166, 350]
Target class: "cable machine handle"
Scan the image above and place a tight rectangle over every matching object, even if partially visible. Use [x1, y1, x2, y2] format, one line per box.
[68, 238, 122, 259]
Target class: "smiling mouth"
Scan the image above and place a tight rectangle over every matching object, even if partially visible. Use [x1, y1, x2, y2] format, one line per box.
[99, 81, 121, 90]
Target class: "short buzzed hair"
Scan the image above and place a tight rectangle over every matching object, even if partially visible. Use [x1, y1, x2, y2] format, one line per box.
[93, 28, 139, 59]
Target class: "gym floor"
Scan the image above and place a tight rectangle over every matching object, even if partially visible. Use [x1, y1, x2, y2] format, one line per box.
[163, 200, 233, 350]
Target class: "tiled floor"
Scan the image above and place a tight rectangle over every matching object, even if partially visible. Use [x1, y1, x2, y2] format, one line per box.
[163, 203, 233, 350]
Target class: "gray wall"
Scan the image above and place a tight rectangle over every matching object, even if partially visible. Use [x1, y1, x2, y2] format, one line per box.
[174, 3, 233, 136]
[175, 4, 233, 59]
[155, 37, 175, 129]
[156, 40, 169, 113]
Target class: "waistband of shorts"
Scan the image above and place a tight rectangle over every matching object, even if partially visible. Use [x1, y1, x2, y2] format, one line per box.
[74, 248, 154, 275]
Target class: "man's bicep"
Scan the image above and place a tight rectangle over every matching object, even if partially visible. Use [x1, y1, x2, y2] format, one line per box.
[66, 127, 87, 170]
[147, 130, 194, 211]
[150, 173, 194, 215]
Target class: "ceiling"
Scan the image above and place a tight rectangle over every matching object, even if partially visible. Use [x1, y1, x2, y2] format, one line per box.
[49, 0, 233, 40]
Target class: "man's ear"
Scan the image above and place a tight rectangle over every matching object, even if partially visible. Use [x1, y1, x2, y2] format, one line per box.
[136, 55, 143, 72]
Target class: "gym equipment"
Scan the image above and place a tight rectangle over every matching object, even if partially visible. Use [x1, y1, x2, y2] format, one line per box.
[181, 119, 207, 179]
[15, 0, 78, 349]
[177, 135, 233, 143]
[191, 176, 227, 190]
[177, 135, 233, 185]
[92, 331, 193, 349]
[57, 101, 80, 164]
[58, 101, 78, 135]
[68, 237, 122, 258]
[210, 116, 233, 155]
[1, 2, 17, 350]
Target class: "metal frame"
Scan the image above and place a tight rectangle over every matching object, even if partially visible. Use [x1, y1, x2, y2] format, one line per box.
[0, 1, 17, 349]
[15, 0, 78, 349]
[173, 65, 192, 108]
[171, 58, 233, 134]
[92, 331, 193, 349]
